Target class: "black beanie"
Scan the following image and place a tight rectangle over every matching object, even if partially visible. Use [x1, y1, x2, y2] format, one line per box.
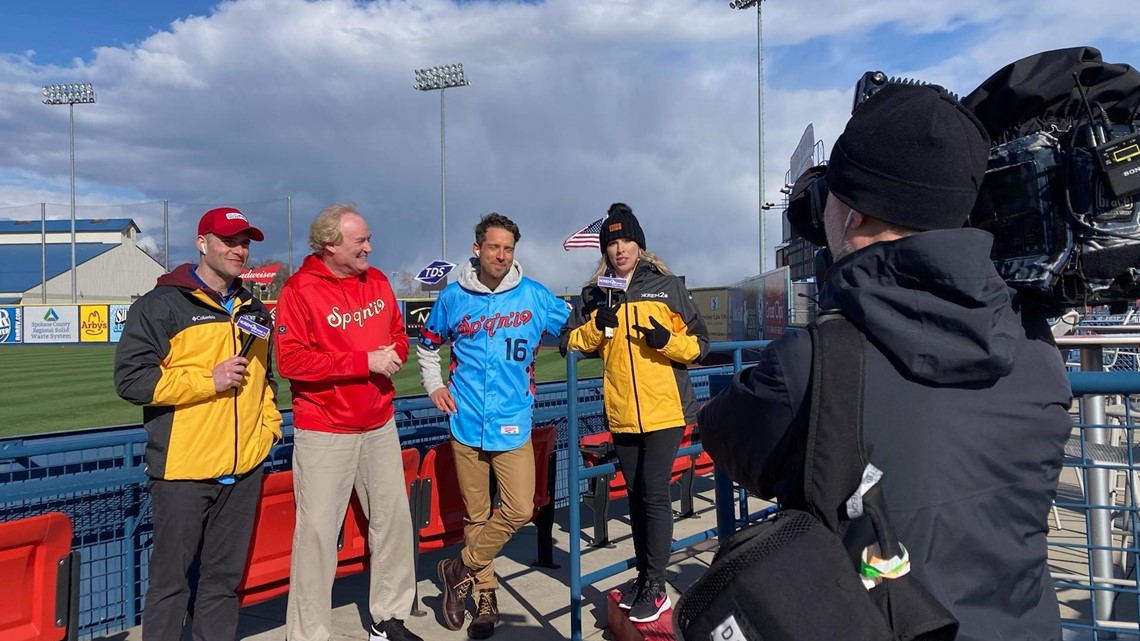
[826, 83, 991, 231]
[599, 202, 646, 253]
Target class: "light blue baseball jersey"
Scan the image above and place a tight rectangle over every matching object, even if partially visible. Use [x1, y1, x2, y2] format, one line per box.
[419, 276, 570, 451]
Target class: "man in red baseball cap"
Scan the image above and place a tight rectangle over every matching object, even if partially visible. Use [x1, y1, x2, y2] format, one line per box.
[114, 205, 279, 641]
[198, 206, 266, 241]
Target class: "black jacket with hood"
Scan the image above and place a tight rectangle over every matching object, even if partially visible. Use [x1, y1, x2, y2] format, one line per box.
[699, 228, 1072, 641]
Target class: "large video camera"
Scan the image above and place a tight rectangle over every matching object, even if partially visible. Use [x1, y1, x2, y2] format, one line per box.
[791, 47, 1140, 314]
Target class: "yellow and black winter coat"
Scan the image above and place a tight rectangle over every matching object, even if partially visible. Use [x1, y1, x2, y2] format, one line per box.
[114, 264, 282, 480]
[561, 262, 709, 434]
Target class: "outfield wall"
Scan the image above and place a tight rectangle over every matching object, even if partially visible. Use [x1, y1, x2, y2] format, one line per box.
[0, 288, 778, 347]
[0, 295, 582, 346]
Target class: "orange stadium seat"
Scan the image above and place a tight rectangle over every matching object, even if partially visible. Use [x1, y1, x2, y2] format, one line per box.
[237, 470, 296, 607]
[579, 427, 694, 547]
[0, 511, 79, 641]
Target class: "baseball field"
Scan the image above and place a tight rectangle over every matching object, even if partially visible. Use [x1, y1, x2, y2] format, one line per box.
[1, 344, 603, 438]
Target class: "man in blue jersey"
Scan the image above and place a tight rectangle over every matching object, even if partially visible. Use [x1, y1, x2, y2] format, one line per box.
[418, 212, 570, 639]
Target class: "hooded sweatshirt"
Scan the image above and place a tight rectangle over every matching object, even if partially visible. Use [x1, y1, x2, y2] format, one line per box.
[275, 254, 408, 433]
[699, 228, 1072, 641]
[417, 258, 569, 451]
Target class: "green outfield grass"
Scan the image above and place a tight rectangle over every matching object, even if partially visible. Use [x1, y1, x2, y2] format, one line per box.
[0, 343, 602, 438]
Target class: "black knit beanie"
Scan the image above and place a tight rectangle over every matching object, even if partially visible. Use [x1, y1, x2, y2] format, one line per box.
[827, 83, 991, 230]
[599, 202, 646, 253]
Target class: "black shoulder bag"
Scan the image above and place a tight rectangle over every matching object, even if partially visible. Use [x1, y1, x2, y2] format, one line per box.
[673, 312, 958, 641]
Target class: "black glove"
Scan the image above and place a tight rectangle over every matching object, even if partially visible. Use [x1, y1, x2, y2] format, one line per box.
[632, 316, 671, 350]
[594, 305, 619, 332]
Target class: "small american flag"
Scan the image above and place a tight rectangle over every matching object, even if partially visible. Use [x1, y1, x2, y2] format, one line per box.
[563, 218, 604, 251]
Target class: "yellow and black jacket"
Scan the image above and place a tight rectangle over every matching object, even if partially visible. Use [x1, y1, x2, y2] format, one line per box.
[114, 264, 282, 480]
[561, 262, 709, 434]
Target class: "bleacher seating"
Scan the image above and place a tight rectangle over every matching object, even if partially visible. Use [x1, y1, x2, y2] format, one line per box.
[414, 429, 559, 561]
[237, 448, 423, 609]
[579, 425, 696, 547]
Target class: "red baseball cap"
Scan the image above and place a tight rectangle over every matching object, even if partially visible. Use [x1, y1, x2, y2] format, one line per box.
[197, 207, 265, 242]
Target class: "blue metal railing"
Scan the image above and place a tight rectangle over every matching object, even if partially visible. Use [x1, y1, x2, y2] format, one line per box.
[6, 338, 1140, 639]
[0, 366, 734, 639]
[563, 342, 1140, 641]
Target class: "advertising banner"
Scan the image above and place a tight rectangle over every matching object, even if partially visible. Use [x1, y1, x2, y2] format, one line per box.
[763, 271, 788, 340]
[24, 305, 80, 343]
[110, 304, 130, 343]
[80, 305, 110, 343]
[690, 287, 730, 342]
[404, 300, 434, 338]
[240, 263, 282, 285]
[729, 267, 789, 341]
[0, 307, 22, 344]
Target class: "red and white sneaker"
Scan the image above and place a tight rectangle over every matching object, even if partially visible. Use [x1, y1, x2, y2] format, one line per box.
[627, 578, 671, 623]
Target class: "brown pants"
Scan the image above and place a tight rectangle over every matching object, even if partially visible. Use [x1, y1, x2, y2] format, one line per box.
[452, 437, 535, 591]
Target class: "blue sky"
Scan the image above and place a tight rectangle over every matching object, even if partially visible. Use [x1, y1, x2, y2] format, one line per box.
[0, 0, 1137, 292]
[0, 1, 218, 66]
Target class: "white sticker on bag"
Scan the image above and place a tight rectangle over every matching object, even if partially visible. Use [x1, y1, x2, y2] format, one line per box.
[710, 614, 748, 641]
[845, 463, 883, 519]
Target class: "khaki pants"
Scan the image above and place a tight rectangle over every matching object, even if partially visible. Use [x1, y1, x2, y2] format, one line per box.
[286, 420, 416, 641]
[453, 437, 535, 591]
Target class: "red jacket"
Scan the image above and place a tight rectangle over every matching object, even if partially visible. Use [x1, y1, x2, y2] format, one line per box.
[275, 254, 409, 433]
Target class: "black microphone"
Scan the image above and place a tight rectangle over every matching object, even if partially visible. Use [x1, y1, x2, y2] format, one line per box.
[236, 309, 273, 358]
[606, 270, 614, 310]
[596, 270, 629, 339]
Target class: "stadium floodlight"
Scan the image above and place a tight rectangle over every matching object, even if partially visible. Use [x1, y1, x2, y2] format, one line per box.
[730, 0, 769, 275]
[42, 82, 97, 303]
[414, 63, 471, 263]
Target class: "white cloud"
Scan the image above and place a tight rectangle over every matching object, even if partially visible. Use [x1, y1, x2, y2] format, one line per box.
[0, 0, 1137, 291]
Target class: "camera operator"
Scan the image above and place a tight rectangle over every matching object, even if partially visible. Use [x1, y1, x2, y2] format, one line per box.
[698, 83, 1072, 641]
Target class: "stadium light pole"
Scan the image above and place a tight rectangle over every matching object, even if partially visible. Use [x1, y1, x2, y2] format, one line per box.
[414, 63, 471, 262]
[731, 0, 768, 275]
[42, 82, 97, 303]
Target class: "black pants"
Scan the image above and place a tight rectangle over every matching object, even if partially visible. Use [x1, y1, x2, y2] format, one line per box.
[612, 427, 684, 582]
[142, 466, 263, 641]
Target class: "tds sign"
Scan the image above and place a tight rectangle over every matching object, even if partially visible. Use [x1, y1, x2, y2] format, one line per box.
[415, 260, 457, 285]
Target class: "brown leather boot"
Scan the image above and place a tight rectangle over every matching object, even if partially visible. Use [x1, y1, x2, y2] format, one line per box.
[467, 589, 499, 639]
[437, 557, 474, 631]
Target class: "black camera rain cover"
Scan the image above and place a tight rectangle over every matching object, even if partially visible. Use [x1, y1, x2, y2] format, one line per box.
[963, 46, 1140, 144]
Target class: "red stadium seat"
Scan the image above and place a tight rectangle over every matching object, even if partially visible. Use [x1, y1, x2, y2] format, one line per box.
[416, 441, 468, 552]
[238, 449, 423, 609]
[413, 431, 560, 575]
[529, 426, 558, 568]
[0, 512, 78, 641]
[579, 427, 694, 547]
[237, 470, 297, 607]
[339, 447, 421, 577]
[677, 423, 712, 518]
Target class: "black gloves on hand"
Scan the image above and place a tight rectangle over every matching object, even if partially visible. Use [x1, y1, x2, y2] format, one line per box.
[594, 305, 619, 332]
[632, 316, 671, 350]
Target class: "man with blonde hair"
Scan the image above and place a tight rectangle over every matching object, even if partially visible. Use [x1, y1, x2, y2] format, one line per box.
[275, 203, 421, 641]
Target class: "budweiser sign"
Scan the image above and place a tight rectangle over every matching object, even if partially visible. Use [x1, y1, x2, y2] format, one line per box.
[240, 263, 282, 285]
